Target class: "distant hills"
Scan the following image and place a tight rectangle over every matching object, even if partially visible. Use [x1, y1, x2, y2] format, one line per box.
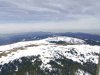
[0, 32, 100, 45]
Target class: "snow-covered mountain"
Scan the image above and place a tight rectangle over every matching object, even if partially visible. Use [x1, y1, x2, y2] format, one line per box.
[45, 36, 86, 44]
[0, 36, 99, 75]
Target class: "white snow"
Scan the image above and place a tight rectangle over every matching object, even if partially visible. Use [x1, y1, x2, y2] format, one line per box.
[75, 69, 91, 75]
[0, 36, 99, 70]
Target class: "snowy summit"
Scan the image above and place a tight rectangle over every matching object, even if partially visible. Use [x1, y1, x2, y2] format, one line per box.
[0, 36, 99, 75]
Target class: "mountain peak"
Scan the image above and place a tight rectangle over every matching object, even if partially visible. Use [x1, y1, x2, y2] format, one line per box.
[45, 36, 86, 45]
[0, 36, 99, 75]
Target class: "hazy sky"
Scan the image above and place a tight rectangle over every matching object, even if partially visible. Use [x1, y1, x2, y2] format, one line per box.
[0, 0, 100, 33]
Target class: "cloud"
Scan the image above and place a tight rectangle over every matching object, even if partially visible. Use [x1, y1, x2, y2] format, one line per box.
[0, 0, 100, 33]
[0, 16, 99, 33]
[0, 0, 100, 21]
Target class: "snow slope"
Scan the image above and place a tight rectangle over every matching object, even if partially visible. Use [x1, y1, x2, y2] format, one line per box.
[0, 36, 99, 70]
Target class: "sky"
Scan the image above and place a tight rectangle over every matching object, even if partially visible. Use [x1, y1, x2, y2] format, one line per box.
[0, 0, 100, 33]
